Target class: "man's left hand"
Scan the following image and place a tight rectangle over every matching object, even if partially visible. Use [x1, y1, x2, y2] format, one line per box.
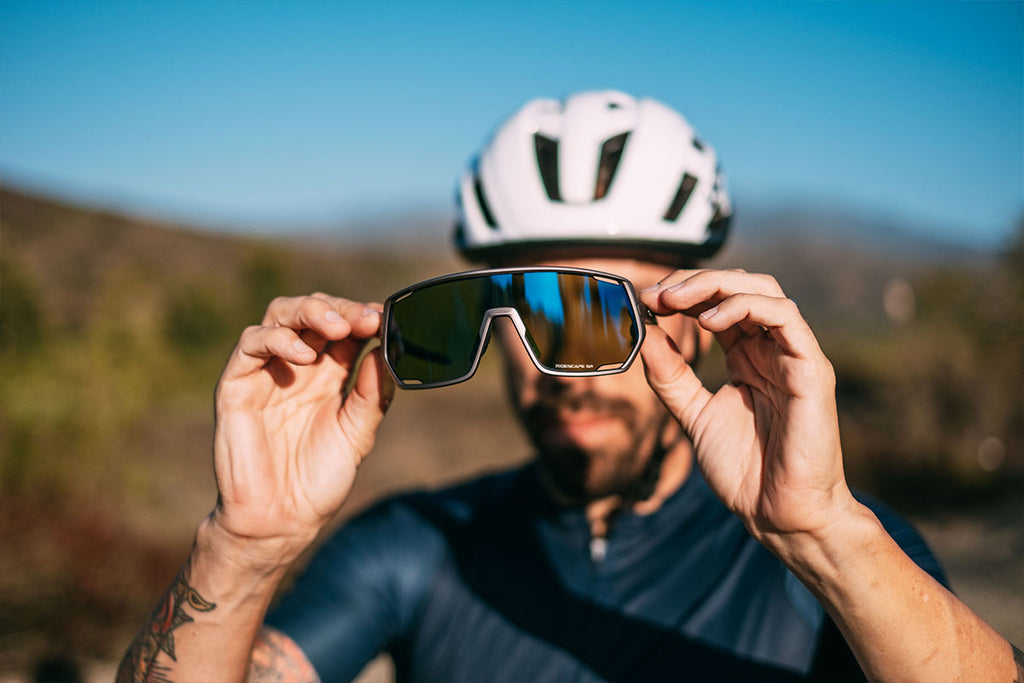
[639, 269, 855, 547]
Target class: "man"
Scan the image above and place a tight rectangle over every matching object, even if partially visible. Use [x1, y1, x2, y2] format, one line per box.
[119, 91, 1022, 682]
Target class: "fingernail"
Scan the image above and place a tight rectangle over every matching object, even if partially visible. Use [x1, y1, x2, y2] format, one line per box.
[639, 284, 661, 293]
[293, 339, 312, 354]
[362, 307, 379, 317]
[325, 310, 344, 323]
[667, 281, 689, 293]
[699, 306, 719, 320]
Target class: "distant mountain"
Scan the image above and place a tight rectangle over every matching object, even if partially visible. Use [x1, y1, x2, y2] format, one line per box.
[1, 183, 997, 338]
[305, 196, 999, 331]
[726, 204, 993, 263]
[0, 185, 459, 331]
[312, 196, 996, 267]
[714, 208, 989, 332]
[326, 207, 454, 246]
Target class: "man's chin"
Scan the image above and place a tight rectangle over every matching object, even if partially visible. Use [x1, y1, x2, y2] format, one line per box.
[536, 465, 588, 505]
[534, 443, 634, 505]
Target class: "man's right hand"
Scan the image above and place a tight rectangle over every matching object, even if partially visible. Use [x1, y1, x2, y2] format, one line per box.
[207, 293, 394, 568]
[118, 294, 391, 682]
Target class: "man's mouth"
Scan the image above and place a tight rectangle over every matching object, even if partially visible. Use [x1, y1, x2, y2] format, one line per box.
[554, 405, 614, 426]
[549, 410, 620, 446]
[525, 393, 635, 445]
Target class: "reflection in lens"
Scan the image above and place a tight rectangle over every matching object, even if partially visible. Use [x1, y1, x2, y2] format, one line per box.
[385, 269, 641, 387]
[517, 273, 638, 374]
[387, 278, 488, 385]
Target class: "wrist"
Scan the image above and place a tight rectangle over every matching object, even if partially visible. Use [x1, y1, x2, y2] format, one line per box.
[763, 498, 883, 598]
[196, 513, 317, 578]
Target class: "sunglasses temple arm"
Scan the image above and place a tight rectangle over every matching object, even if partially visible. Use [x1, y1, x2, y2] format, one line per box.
[638, 301, 658, 326]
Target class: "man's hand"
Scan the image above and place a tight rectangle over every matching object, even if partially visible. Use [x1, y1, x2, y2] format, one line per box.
[639, 269, 854, 546]
[640, 269, 1021, 682]
[209, 293, 394, 567]
[118, 294, 391, 682]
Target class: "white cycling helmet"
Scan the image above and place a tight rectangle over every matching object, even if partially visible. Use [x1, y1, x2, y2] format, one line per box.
[454, 90, 732, 265]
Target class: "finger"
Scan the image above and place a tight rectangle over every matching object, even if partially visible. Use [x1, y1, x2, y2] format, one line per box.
[309, 294, 384, 339]
[324, 334, 372, 371]
[639, 269, 710, 316]
[225, 325, 321, 380]
[348, 304, 383, 339]
[261, 295, 380, 341]
[641, 270, 786, 317]
[638, 268, 720, 291]
[309, 292, 383, 312]
[261, 295, 352, 338]
[337, 348, 395, 464]
[640, 269, 782, 351]
[723, 343, 773, 395]
[640, 324, 713, 438]
[298, 328, 329, 354]
[698, 294, 822, 360]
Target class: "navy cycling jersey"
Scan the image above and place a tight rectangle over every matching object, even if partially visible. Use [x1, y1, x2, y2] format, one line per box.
[267, 463, 946, 682]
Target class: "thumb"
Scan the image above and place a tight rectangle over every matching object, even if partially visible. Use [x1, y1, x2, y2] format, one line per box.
[338, 347, 395, 462]
[640, 324, 712, 438]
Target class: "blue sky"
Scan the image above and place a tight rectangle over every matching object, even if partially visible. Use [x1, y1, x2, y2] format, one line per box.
[1, 0, 1021, 247]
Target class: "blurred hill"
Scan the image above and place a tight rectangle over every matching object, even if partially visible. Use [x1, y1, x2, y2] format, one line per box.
[1, 185, 1021, 678]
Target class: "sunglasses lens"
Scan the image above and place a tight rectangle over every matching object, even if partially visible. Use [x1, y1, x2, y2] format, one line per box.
[385, 278, 488, 386]
[516, 272, 639, 374]
[384, 269, 642, 388]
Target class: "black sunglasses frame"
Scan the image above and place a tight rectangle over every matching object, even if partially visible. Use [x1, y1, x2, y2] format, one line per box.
[380, 266, 655, 390]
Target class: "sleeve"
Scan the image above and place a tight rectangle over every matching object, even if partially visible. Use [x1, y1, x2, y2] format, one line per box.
[265, 497, 444, 682]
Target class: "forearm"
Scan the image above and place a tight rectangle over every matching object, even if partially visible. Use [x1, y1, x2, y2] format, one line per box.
[117, 516, 301, 683]
[771, 500, 1019, 682]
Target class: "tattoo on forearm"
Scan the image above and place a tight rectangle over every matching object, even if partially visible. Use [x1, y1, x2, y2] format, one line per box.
[248, 627, 321, 683]
[1012, 643, 1024, 683]
[116, 565, 217, 683]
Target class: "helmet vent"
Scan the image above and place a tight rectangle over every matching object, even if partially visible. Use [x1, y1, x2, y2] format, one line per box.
[663, 173, 698, 222]
[692, 137, 705, 152]
[533, 134, 562, 201]
[594, 132, 629, 200]
[473, 174, 499, 229]
[709, 204, 730, 232]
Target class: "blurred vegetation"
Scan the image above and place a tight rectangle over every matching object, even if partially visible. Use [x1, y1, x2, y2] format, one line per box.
[0, 186, 1020, 672]
[0, 189, 454, 505]
[823, 221, 1023, 506]
[0, 187, 461, 670]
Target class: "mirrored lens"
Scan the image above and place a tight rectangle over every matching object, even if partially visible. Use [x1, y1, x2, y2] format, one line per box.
[515, 272, 639, 374]
[385, 277, 489, 386]
[384, 268, 642, 388]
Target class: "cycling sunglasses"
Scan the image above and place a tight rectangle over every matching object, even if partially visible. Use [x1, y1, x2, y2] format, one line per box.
[381, 267, 655, 390]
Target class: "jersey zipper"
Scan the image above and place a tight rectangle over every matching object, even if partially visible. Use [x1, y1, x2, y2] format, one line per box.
[571, 531, 608, 683]
[589, 535, 608, 564]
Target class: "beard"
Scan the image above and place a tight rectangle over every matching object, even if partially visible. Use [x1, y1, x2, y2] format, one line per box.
[518, 388, 669, 505]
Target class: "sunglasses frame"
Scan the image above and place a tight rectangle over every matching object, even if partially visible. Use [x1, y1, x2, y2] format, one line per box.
[380, 266, 655, 390]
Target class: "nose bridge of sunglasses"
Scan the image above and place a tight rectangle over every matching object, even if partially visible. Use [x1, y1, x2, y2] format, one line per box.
[482, 307, 585, 375]
[479, 307, 529, 353]
[482, 301, 633, 376]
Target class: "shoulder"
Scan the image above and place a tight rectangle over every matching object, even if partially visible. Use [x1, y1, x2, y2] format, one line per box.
[350, 463, 535, 532]
[265, 464, 535, 667]
[319, 463, 534, 562]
